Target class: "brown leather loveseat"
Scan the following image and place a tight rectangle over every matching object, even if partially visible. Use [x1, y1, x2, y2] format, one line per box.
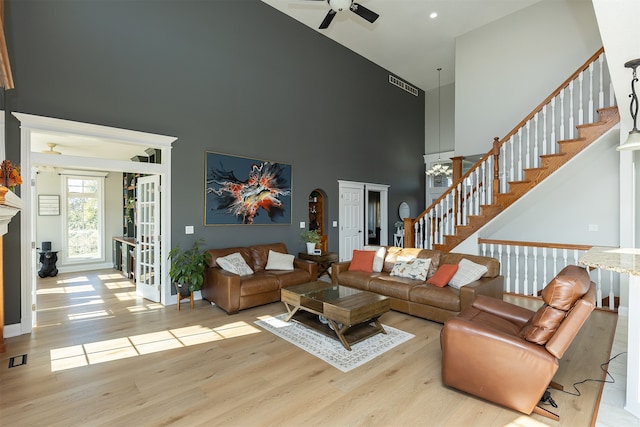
[333, 246, 504, 323]
[201, 242, 317, 314]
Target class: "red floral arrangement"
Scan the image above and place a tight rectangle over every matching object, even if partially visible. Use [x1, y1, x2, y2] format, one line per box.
[0, 160, 22, 190]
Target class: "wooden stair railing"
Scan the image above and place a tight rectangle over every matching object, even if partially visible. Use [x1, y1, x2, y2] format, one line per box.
[407, 47, 619, 252]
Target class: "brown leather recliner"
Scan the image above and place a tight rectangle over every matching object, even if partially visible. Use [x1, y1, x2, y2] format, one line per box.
[440, 265, 596, 420]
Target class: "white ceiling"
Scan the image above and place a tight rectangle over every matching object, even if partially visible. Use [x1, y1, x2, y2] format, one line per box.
[262, 0, 543, 91]
[30, 130, 152, 164]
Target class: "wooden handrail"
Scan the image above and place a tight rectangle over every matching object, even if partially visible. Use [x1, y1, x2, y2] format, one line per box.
[477, 238, 605, 251]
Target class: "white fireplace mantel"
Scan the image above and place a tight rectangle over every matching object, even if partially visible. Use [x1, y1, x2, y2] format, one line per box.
[0, 185, 23, 353]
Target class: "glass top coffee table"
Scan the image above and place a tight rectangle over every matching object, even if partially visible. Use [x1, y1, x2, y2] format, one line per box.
[281, 281, 390, 351]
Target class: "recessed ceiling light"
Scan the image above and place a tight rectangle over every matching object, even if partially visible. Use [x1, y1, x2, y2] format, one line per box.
[430, 12, 438, 19]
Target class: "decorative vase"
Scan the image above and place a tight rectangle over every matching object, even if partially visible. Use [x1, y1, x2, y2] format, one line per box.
[306, 242, 316, 255]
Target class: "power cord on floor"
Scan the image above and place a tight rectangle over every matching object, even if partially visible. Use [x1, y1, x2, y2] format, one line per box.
[539, 351, 627, 408]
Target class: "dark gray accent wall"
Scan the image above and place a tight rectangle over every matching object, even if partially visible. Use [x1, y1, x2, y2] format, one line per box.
[3, 0, 424, 324]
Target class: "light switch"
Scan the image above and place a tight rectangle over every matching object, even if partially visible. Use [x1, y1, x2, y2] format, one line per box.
[185, 225, 194, 234]
[333, 221, 338, 227]
[300, 221, 305, 228]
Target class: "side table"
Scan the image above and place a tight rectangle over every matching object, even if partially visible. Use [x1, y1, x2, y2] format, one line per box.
[298, 252, 338, 281]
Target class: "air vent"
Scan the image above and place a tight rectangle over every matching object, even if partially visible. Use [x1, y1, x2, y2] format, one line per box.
[389, 75, 419, 96]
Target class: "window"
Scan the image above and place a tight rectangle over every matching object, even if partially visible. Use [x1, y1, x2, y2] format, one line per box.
[63, 175, 105, 263]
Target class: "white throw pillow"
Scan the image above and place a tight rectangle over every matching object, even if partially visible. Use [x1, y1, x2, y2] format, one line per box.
[448, 258, 489, 289]
[216, 252, 254, 276]
[390, 258, 431, 281]
[265, 250, 294, 271]
[364, 245, 386, 273]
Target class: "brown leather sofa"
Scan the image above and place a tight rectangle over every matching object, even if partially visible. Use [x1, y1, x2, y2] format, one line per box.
[332, 247, 504, 323]
[201, 242, 318, 314]
[440, 265, 596, 420]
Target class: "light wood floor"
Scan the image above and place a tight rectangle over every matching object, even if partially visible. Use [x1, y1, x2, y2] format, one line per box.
[0, 269, 618, 426]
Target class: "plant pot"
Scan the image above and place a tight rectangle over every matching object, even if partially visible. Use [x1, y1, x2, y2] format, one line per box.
[306, 242, 316, 255]
[174, 282, 192, 298]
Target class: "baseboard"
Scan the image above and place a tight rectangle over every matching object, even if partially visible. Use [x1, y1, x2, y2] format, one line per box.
[56, 262, 114, 274]
[4, 323, 23, 338]
[618, 305, 629, 317]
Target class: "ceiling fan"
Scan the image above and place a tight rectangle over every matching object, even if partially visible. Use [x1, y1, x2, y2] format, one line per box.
[311, 0, 379, 29]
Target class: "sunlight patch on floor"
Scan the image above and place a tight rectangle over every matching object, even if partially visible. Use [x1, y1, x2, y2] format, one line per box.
[50, 321, 261, 372]
[37, 299, 104, 312]
[114, 291, 138, 301]
[504, 415, 550, 426]
[67, 310, 110, 321]
[104, 281, 135, 290]
[127, 303, 164, 313]
[98, 273, 129, 280]
[37, 284, 96, 294]
[55, 276, 90, 284]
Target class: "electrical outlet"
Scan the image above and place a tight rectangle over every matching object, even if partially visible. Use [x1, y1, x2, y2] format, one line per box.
[588, 224, 598, 232]
[300, 221, 305, 228]
[333, 221, 338, 227]
[185, 225, 194, 234]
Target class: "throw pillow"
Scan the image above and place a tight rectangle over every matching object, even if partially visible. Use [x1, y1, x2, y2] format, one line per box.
[265, 250, 294, 271]
[216, 252, 254, 276]
[426, 264, 458, 288]
[348, 250, 377, 273]
[448, 258, 488, 289]
[390, 258, 431, 281]
[364, 245, 386, 272]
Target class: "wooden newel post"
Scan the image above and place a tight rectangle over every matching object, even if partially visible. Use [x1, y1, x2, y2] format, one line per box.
[492, 137, 501, 202]
[403, 218, 414, 248]
[450, 156, 464, 183]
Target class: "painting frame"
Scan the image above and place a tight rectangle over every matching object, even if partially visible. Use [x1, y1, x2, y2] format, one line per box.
[204, 151, 292, 226]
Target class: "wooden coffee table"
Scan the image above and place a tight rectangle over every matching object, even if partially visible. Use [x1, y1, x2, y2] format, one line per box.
[281, 281, 390, 351]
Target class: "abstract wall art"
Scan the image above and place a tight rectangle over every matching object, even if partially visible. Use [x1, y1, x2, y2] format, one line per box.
[205, 151, 292, 225]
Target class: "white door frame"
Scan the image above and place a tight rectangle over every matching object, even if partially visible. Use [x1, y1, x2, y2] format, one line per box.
[338, 180, 389, 262]
[15, 112, 176, 334]
[136, 175, 161, 302]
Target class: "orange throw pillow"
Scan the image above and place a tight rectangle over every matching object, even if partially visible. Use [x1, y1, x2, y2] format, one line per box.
[348, 250, 376, 273]
[426, 264, 459, 287]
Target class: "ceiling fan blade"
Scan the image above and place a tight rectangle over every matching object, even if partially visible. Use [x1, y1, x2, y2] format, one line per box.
[319, 10, 337, 29]
[351, 3, 379, 24]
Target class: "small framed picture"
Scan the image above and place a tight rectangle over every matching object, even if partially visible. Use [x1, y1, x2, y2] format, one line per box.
[313, 249, 322, 255]
[38, 195, 60, 216]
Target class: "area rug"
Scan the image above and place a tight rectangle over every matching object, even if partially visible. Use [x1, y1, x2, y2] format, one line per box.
[255, 313, 414, 372]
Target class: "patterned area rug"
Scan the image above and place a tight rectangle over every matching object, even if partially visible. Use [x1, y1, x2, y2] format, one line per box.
[255, 313, 414, 372]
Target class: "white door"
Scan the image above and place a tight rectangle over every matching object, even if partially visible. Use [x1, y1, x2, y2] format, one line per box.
[338, 181, 364, 262]
[136, 175, 161, 302]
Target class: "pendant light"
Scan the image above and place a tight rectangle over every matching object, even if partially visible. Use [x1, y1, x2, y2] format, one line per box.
[426, 67, 452, 176]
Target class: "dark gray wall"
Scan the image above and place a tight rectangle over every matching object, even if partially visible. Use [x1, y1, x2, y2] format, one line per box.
[3, 0, 424, 324]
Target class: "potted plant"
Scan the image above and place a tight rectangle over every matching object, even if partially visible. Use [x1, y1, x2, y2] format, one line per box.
[168, 239, 211, 298]
[300, 229, 321, 254]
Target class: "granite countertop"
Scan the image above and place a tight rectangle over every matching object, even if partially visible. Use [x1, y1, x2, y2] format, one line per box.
[579, 246, 640, 276]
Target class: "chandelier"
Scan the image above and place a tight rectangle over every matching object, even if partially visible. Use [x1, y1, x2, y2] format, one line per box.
[426, 67, 452, 177]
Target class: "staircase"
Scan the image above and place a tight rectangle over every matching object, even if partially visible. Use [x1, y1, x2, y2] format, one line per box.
[408, 48, 620, 252]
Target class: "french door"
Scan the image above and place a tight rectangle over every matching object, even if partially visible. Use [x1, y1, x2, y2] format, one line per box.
[136, 175, 161, 302]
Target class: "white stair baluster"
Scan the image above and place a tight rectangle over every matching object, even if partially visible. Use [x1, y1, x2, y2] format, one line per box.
[550, 98, 557, 154]
[578, 72, 584, 125]
[514, 246, 520, 295]
[568, 81, 574, 139]
[588, 61, 594, 123]
[533, 113, 539, 167]
[560, 89, 565, 141]
[598, 54, 604, 108]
